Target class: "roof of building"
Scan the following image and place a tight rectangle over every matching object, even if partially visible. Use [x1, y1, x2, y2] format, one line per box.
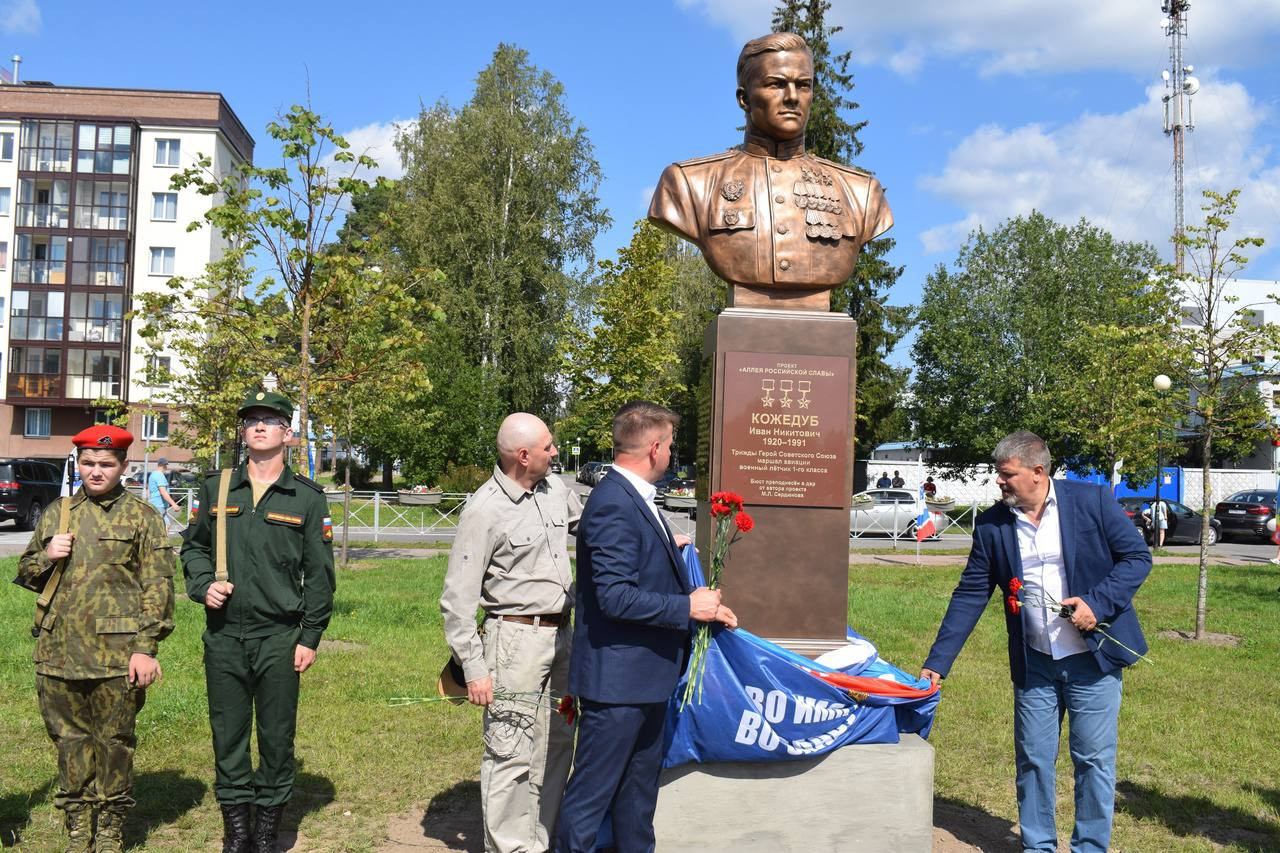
[0, 83, 254, 162]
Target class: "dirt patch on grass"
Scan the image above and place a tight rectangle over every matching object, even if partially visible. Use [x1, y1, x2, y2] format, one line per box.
[1157, 629, 1241, 646]
[319, 638, 367, 652]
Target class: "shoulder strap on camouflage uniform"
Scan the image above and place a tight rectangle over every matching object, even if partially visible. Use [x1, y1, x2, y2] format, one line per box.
[31, 497, 74, 637]
[215, 469, 232, 583]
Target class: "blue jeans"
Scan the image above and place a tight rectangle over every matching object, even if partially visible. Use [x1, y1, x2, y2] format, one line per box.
[1014, 648, 1122, 853]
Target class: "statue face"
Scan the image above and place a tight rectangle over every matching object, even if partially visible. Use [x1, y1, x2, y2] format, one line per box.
[737, 49, 813, 142]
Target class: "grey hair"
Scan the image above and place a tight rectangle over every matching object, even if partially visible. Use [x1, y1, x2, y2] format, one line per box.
[992, 430, 1051, 470]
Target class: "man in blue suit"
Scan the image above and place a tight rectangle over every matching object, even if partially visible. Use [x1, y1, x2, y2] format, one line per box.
[920, 431, 1151, 853]
[555, 401, 737, 853]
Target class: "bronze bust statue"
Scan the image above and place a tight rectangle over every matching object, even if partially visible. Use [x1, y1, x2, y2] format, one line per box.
[648, 32, 893, 310]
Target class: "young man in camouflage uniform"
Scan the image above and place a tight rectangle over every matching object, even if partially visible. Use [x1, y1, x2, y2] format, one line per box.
[182, 389, 335, 853]
[15, 424, 175, 853]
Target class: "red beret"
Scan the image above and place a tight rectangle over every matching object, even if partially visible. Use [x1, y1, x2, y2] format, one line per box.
[72, 425, 134, 451]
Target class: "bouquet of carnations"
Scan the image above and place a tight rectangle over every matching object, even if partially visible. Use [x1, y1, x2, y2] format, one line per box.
[679, 491, 754, 709]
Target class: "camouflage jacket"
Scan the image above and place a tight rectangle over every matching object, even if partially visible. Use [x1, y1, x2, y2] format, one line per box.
[180, 464, 335, 649]
[16, 485, 176, 679]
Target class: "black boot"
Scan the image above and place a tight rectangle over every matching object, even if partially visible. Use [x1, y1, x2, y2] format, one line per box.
[220, 803, 253, 853]
[253, 804, 285, 853]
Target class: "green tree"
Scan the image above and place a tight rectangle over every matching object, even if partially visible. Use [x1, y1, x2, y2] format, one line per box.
[771, 0, 912, 459]
[1162, 189, 1278, 639]
[910, 212, 1170, 473]
[393, 44, 610, 422]
[134, 104, 427, 469]
[559, 222, 686, 452]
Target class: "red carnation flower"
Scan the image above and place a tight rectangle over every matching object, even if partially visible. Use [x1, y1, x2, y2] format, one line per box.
[735, 512, 754, 533]
[711, 501, 732, 518]
[1006, 595, 1022, 615]
[557, 694, 577, 726]
[1009, 577, 1023, 594]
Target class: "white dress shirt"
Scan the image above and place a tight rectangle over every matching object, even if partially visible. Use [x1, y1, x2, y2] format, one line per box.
[613, 464, 670, 536]
[1009, 480, 1090, 659]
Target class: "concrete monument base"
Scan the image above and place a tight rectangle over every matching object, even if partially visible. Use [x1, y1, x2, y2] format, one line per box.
[654, 734, 934, 852]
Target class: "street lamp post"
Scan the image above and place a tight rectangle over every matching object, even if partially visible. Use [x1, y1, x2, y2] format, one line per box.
[1153, 374, 1173, 548]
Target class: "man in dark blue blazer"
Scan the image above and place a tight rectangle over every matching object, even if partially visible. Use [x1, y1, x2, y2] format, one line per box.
[921, 431, 1151, 853]
[555, 401, 737, 853]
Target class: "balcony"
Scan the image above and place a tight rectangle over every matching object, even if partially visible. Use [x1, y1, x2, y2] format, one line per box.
[7, 373, 63, 399]
[16, 202, 69, 229]
[12, 260, 66, 285]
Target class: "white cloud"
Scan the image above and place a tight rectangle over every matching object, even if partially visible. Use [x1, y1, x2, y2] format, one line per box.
[679, 0, 1280, 76]
[916, 76, 1280, 269]
[322, 119, 409, 181]
[1, 0, 39, 35]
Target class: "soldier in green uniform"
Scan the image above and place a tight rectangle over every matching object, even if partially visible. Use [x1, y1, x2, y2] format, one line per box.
[15, 424, 175, 853]
[181, 389, 335, 853]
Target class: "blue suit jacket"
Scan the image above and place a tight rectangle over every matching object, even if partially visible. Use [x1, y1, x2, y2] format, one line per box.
[568, 469, 694, 704]
[923, 479, 1151, 687]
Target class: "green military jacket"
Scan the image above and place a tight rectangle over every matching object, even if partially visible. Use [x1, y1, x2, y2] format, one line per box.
[180, 464, 335, 649]
[16, 486, 176, 679]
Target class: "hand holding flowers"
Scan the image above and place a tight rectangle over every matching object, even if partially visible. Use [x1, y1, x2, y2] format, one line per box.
[1005, 576, 1152, 665]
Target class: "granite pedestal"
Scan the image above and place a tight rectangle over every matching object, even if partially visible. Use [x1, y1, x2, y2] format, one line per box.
[654, 735, 934, 852]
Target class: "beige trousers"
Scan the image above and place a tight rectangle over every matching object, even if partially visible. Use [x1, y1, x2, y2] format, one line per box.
[480, 617, 573, 853]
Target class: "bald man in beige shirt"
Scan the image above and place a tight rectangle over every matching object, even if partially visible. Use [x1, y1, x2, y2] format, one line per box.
[440, 414, 583, 853]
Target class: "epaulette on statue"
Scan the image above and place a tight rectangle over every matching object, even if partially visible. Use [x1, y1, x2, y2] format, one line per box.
[816, 156, 874, 179]
[294, 474, 325, 494]
[675, 149, 736, 168]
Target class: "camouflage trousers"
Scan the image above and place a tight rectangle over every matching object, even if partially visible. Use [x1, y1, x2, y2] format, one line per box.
[36, 673, 145, 812]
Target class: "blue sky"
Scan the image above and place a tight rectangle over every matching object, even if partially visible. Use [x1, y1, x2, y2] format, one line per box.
[6, 0, 1280, 363]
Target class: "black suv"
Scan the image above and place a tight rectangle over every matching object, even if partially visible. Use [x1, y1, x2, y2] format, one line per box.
[0, 458, 65, 530]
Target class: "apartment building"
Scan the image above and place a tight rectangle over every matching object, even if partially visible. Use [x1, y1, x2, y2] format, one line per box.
[0, 82, 253, 467]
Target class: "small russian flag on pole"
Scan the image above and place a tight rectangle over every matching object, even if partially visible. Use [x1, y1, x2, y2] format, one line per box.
[915, 505, 936, 542]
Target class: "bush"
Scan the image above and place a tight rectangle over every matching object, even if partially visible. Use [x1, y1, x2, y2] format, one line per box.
[438, 462, 490, 494]
[334, 458, 374, 489]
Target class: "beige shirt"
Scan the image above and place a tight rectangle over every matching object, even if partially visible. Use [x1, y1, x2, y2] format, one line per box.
[440, 466, 583, 682]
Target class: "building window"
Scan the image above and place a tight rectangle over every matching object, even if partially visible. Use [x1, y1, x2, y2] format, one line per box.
[10, 290, 65, 341]
[14, 234, 68, 285]
[151, 192, 177, 221]
[66, 348, 122, 399]
[20, 119, 73, 172]
[149, 247, 175, 276]
[76, 124, 132, 175]
[93, 409, 114, 425]
[0, 187, 9, 216]
[0, 241, 7, 271]
[24, 408, 51, 438]
[68, 293, 123, 343]
[8, 347, 62, 398]
[155, 138, 180, 167]
[146, 353, 172, 385]
[71, 237, 127, 287]
[72, 179, 128, 230]
[18, 178, 70, 228]
[0, 131, 13, 161]
[143, 412, 170, 440]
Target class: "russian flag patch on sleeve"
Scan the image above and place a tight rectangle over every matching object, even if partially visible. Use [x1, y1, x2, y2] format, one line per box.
[322, 516, 333, 542]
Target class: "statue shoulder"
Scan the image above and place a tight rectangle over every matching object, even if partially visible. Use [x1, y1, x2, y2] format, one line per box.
[672, 148, 740, 170]
[812, 155, 875, 182]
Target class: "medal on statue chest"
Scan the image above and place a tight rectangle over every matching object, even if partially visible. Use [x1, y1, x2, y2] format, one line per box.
[793, 164, 844, 242]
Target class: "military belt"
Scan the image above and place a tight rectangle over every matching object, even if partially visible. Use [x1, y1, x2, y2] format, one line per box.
[31, 496, 74, 638]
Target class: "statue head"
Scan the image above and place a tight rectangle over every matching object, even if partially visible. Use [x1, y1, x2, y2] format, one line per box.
[736, 32, 814, 143]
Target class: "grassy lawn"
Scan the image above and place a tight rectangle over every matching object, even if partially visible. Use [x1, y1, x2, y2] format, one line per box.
[2, 555, 1278, 851]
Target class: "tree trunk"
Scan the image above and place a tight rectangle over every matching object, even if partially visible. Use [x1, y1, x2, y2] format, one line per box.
[382, 459, 393, 490]
[341, 401, 352, 567]
[1195, 430, 1212, 639]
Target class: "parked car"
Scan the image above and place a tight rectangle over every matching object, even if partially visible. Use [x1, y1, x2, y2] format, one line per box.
[1116, 497, 1220, 546]
[654, 470, 685, 497]
[849, 488, 943, 539]
[0, 458, 64, 531]
[549, 460, 564, 474]
[1212, 489, 1277, 541]
[577, 461, 603, 485]
[591, 464, 614, 487]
